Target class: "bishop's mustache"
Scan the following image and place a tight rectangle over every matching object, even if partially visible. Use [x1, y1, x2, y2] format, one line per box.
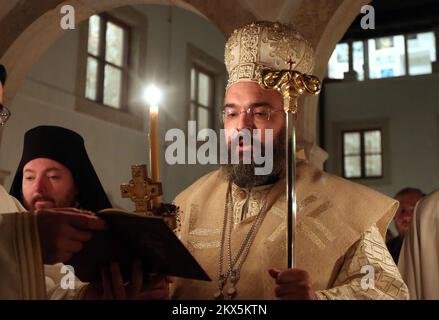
[227, 129, 264, 149]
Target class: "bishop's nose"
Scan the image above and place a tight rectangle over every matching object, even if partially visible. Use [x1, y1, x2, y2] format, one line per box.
[236, 111, 255, 131]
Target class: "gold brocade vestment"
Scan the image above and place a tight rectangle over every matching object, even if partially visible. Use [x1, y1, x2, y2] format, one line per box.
[171, 161, 409, 300]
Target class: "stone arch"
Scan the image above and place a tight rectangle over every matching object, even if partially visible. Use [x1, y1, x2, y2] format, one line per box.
[0, 0, 372, 167]
[0, 0, 252, 102]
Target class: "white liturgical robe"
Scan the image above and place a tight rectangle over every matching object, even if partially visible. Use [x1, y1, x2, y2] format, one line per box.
[0, 185, 45, 299]
[398, 189, 439, 300]
[0, 185, 88, 299]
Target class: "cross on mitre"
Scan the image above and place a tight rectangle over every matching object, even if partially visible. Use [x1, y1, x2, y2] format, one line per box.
[286, 56, 296, 70]
[120, 164, 162, 215]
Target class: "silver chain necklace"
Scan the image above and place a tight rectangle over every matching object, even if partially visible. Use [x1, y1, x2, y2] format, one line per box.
[214, 183, 271, 300]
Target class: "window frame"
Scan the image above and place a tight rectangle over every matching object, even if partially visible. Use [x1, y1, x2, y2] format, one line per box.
[328, 29, 437, 81]
[341, 128, 384, 180]
[86, 13, 131, 110]
[185, 44, 227, 135]
[190, 63, 216, 130]
[75, 7, 148, 131]
[330, 118, 391, 186]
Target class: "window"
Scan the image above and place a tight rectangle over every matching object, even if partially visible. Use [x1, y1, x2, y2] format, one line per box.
[368, 35, 406, 79]
[342, 129, 383, 179]
[76, 8, 147, 131]
[331, 119, 389, 185]
[328, 43, 349, 79]
[186, 44, 226, 138]
[407, 32, 436, 76]
[85, 14, 130, 109]
[328, 31, 437, 80]
[190, 65, 215, 131]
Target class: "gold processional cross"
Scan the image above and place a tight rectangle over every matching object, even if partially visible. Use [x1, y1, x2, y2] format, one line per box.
[120, 164, 177, 230]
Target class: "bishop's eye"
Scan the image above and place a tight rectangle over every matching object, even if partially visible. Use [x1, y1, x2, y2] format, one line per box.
[224, 109, 239, 118]
[252, 107, 270, 120]
[253, 111, 269, 117]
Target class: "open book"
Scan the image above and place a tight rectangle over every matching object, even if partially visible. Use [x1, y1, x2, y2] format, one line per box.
[66, 208, 211, 283]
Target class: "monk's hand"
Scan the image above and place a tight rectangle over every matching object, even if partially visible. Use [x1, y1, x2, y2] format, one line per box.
[269, 268, 317, 300]
[36, 208, 107, 265]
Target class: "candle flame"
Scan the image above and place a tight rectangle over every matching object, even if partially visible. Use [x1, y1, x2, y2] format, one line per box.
[144, 85, 162, 107]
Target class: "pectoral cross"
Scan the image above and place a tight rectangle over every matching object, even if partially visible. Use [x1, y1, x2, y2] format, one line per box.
[120, 164, 162, 215]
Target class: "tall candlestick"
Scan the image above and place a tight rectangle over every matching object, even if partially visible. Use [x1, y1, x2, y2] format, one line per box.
[149, 104, 161, 207]
[149, 104, 160, 181]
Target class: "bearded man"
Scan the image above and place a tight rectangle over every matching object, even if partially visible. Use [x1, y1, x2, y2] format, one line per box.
[9, 125, 166, 300]
[170, 21, 408, 300]
[0, 65, 106, 299]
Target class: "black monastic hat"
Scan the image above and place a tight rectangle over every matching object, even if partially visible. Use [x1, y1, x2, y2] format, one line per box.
[10, 126, 112, 212]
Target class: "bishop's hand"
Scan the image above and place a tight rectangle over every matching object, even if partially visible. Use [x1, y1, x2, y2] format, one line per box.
[269, 268, 317, 300]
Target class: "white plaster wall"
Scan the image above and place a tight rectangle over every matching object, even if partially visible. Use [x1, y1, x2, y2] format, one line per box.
[134, 5, 226, 204]
[0, 4, 226, 210]
[324, 73, 439, 198]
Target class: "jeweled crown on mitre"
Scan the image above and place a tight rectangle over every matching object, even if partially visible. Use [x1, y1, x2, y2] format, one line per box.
[225, 21, 315, 88]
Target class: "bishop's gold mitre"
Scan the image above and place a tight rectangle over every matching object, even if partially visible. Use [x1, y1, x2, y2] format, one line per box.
[225, 21, 315, 89]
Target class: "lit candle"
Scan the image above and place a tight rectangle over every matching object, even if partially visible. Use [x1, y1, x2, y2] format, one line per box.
[149, 104, 160, 183]
[145, 85, 162, 207]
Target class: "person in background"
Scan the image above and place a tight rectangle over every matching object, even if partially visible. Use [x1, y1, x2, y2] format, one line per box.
[386, 188, 424, 264]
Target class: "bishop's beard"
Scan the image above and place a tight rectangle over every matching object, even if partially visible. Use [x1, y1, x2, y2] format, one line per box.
[221, 128, 286, 189]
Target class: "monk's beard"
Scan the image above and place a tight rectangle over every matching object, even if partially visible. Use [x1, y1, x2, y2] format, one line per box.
[221, 128, 286, 189]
